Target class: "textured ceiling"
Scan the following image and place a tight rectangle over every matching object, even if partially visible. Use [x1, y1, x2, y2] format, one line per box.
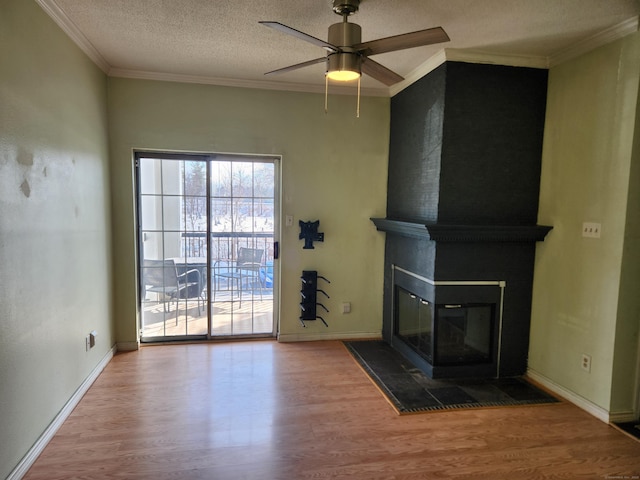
[38, 0, 640, 95]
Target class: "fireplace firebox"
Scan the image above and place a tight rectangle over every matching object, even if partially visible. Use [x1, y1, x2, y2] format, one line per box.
[396, 286, 495, 367]
[390, 265, 504, 378]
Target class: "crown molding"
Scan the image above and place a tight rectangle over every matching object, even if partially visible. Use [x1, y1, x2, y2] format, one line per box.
[389, 50, 448, 97]
[35, 0, 110, 73]
[107, 68, 390, 97]
[445, 48, 549, 69]
[36, 0, 638, 98]
[549, 16, 639, 67]
[390, 16, 639, 97]
[390, 48, 548, 96]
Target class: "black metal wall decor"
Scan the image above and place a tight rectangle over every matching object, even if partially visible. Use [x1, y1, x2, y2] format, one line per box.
[299, 270, 330, 327]
[299, 220, 324, 249]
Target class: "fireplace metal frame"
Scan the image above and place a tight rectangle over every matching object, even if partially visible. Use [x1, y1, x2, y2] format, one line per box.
[391, 264, 506, 378]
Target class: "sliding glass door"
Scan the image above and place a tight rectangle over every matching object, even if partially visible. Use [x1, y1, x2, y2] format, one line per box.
[136, 152, 278, 342]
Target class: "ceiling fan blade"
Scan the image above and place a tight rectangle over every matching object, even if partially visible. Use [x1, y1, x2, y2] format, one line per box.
[259, 21, 339, 52]
[355, 27, 450, 56]
[361, 57, 404, 86]
[264, 57, 327, 76]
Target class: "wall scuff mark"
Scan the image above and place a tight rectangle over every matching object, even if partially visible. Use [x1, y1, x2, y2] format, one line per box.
[20, 179, 31, 198]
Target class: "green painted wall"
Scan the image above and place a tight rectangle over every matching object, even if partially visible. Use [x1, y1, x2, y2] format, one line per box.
[107, 78, 389, 345]
[530, 31, 640, 414]
[611, 47, 640, 414]
[0, 0, 113, 478]
[3, 1, 638, 476]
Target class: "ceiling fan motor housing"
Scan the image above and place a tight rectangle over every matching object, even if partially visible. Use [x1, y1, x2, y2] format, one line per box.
[327, 21, 362, 74]
[328, 20, 361, 47]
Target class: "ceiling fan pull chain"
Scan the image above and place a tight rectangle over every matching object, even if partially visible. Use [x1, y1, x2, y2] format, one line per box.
[356, 75, 360, 118]
[325, 75, 329, 114]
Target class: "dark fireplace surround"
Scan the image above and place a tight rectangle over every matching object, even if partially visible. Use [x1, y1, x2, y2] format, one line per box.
[372, 61, 552, 379]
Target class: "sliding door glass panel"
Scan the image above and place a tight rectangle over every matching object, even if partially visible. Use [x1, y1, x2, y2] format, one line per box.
[138, 156, 208, 339]
[210, 160, 275, 337]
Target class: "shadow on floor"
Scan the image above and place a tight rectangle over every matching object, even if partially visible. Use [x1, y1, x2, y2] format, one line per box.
[615, 421, 640, 441]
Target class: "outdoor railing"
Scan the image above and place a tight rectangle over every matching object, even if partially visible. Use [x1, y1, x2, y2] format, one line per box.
[181, 232, 275, 264]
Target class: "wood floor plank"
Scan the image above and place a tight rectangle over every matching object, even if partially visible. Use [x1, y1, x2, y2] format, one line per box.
[23, 340, 640, 479]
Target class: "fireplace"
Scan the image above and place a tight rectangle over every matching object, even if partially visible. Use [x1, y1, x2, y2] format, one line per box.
[372, 61, 552, 379]
[390, 264, 504, 378]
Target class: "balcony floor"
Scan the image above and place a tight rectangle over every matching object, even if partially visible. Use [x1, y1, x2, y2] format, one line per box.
[141, 291, 274, 338]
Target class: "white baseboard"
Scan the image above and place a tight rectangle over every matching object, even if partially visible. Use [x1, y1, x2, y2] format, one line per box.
[7, 345, 116, 480]
[116, 341, 139, 351]
[526, 368, 612, 423]
[609, 411, 638, 423]
[278, 331, 381, 343]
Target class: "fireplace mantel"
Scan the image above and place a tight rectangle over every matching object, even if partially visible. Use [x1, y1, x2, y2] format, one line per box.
[371, 218, 552, 243]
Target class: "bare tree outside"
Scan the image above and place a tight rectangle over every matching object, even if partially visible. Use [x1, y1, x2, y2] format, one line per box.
[180, 160, 274, 259]
[183, 161, 206, 232]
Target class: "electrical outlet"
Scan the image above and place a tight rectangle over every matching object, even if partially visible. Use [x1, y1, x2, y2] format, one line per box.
[85, 335, 91, 352]
[582, 222, 601, 238]
[581, 354, 591, 372]
[342, 302, 351, 314]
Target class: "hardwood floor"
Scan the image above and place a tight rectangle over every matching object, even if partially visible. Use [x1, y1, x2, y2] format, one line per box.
[24, 341, 640, 479]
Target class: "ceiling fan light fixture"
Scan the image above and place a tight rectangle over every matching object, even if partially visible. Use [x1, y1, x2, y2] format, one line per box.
[326, 52, 361, 81]
[327, 70, 360, 81]
[324, 51, 362, 118]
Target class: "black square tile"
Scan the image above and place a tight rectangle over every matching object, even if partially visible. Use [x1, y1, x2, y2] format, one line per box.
[345, 341, 558, 413]
[492, 378, 555, 402]
[428, 386, 479, 405]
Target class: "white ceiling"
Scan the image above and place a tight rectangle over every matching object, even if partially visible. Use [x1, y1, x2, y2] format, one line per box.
[37, 0, 640, 96]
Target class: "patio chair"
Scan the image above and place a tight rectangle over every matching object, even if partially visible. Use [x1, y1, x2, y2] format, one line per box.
[213, 247, 264, 305]
[142, 259, 203, 325]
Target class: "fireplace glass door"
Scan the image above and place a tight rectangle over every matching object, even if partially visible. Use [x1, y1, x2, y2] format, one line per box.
[434, 304, 494, 365]
[396, 286, 495, 368]
[396, 287, 433, 363]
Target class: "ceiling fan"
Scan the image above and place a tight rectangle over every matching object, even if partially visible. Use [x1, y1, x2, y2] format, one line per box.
[260, 0, 450, 86]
